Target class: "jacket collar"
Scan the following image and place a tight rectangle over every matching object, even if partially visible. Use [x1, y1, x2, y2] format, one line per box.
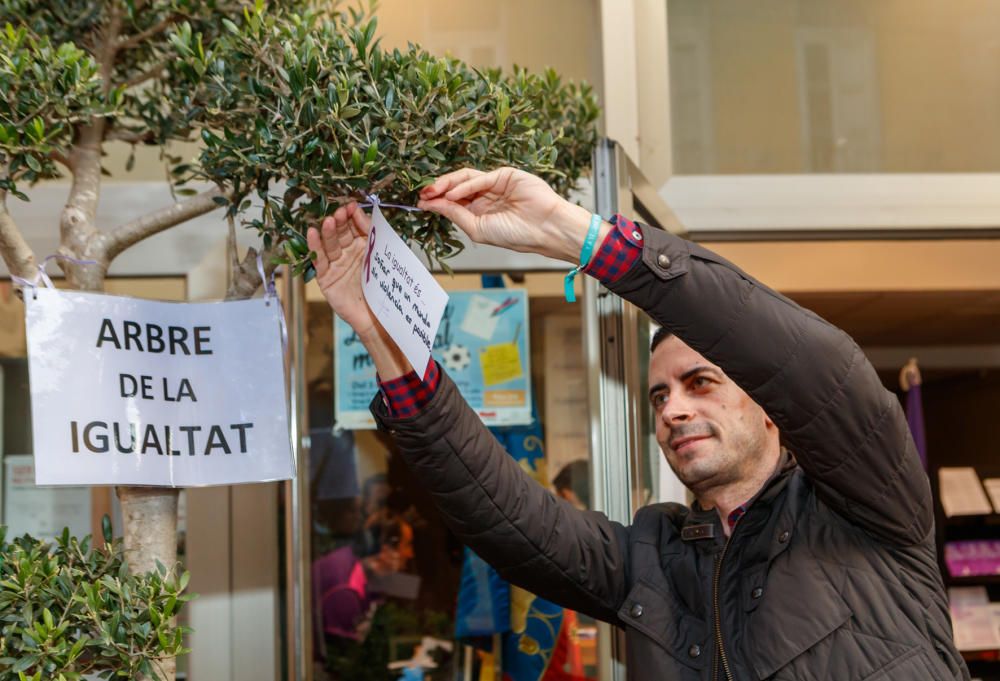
[679, 449, 797, 544]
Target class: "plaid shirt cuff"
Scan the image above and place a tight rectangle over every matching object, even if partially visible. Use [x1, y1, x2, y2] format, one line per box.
[377, 359, 440, 418]
[583, 214, 644, 284]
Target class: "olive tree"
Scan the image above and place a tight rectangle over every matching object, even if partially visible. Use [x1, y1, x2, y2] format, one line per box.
[0, 2, 597, 678]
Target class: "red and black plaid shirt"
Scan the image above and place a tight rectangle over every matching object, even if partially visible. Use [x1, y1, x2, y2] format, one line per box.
[377, 214, 644, 417]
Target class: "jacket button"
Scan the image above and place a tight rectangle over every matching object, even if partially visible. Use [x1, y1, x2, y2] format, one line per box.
[778, 530, 790, 543]
[629, 603, 643, 618]
[751, 587, 763, 600]
[656, 253, 671, 268]
[688, 644, 701, 658]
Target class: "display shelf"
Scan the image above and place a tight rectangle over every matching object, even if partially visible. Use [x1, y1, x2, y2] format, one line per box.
[963, 649, 1000, 660]
[947, 575, 1000, 587]
[943, 512, 1000, 526]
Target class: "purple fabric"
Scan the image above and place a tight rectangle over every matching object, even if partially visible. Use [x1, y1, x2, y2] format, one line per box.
[905, 383, 928, 470]
[312, 546, 372, 647]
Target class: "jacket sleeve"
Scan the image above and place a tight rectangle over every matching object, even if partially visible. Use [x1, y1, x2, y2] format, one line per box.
[371, 371, 631, 623]
[607, 228, 932, 547]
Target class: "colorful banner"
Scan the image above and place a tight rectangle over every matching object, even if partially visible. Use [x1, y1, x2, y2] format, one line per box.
[335, 289, 532, 429]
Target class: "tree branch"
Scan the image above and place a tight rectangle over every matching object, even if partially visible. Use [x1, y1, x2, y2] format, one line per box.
[102, 186, 227, 263]
[256, 49, 292, 98]
[105, 127, 156, 145]
[116, 14, 181, 51]
[226, 213, 239, 293]
[0, 190, 39, 282]
[63, 123, 108, 250]
[98, 5, 126, 95]
[123, 58, 170, 89]
[227, 244, 278, 301]
[48, 149, 73, 170]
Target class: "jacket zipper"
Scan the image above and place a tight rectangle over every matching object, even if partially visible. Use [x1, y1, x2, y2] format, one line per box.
[713, 537, 734, 681]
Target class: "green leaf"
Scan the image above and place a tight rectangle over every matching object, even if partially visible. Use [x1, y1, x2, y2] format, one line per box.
[25, 155, 41, 172]
[101, 515, 113, 544]
[497, 90, 511, 131]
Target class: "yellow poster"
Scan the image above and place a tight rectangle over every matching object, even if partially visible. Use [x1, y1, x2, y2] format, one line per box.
[480, 342, 523, 387]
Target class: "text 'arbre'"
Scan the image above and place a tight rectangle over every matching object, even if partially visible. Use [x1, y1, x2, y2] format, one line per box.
[96, 318, 213, 355]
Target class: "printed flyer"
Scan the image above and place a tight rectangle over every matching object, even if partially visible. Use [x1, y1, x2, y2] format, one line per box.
[335, 289, 532, 429]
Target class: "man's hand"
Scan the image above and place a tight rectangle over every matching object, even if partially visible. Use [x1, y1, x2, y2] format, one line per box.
[417, 167, 605, 263]
[307, 202, 378, 338]
[308, 201, 412, 380]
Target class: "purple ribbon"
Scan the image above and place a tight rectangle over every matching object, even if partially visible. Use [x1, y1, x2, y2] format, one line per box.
[255, 251, 278, 299]
[364, 225, 376, 283]
[256, 251, 287, 350]
[11, 254, 99, 294]
[358, 193, 422, 213]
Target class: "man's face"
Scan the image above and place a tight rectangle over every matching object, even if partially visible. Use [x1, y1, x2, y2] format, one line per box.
[648, 335, 776, 494]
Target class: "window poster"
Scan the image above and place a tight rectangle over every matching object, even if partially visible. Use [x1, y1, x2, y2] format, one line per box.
[3, 455, 91, 542]
[335, 289, 532, 429]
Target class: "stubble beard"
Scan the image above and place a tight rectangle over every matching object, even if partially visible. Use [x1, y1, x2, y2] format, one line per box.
[663, 420, 769, 496]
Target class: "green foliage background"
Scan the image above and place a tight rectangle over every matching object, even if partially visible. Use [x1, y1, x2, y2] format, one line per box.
[0, 1, 600, 275]
[0, 526, 190, 681]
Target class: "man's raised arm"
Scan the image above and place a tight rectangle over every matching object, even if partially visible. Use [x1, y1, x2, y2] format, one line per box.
[307, 197, 631, 623]
[417, 167, 932, 547]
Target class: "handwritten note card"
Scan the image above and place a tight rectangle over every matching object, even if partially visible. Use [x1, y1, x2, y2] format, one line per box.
[362, 204, 448, 372]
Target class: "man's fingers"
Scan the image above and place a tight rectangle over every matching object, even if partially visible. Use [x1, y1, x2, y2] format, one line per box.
[320, 215, 343, 262]
[420, 168, 484, 200]
[334, 205, 355, 250]
[443, 169, 504, 203]
[417, 198, 479, 241]
[307, 226, 329, 273]
[350, 202, 372, 236]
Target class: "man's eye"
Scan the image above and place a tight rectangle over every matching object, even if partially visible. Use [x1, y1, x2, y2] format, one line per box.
[692, 376, 710, 389]
[651, 393, 667, 408]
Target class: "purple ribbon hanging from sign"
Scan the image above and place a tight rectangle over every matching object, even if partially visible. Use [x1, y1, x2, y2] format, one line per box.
[256, 252, 287, 350]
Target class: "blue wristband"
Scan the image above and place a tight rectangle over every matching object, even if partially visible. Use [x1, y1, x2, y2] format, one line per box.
[564, 213, 603, 303]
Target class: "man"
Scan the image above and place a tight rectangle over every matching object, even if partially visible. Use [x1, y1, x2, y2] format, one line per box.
[307, 168, 967, 680]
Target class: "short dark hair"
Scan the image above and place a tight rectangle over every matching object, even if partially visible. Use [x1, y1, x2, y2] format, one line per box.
[650, 325, 673, 353]
[553, 459, 591, 509]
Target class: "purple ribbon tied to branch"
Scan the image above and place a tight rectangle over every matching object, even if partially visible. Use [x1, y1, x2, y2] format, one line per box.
[357, 193, 422, 214]
[10, 254, 99, 296]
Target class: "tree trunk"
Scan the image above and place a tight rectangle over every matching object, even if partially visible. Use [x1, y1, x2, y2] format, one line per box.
[117, 487, 179, 680]
[65, 236, 180, 681]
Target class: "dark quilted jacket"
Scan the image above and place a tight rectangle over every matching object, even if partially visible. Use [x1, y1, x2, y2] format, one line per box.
[371, 227, 969, 680]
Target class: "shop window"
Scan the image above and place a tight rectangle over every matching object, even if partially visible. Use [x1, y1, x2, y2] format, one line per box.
[668, 0, 1000, 173]
[307, 277, 599, 680]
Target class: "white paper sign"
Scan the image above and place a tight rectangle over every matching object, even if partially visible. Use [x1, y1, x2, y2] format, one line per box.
[361, 203, 448, 372]
[24, 288, 294, 487]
